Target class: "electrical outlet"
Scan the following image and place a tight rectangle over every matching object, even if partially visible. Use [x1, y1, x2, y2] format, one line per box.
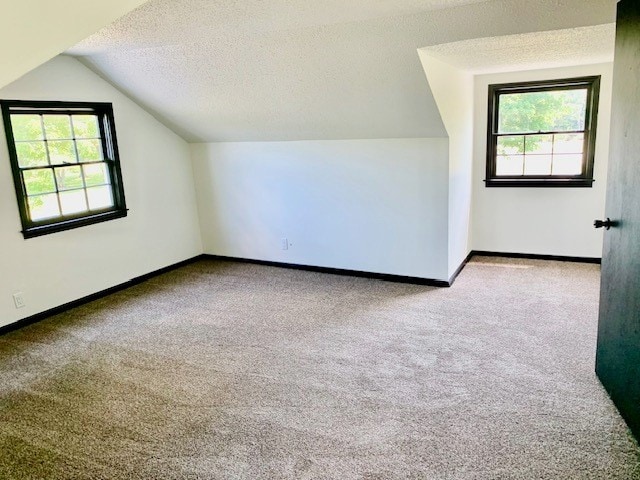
[12, 292, 25, 309]
[281, 238, 289, 250]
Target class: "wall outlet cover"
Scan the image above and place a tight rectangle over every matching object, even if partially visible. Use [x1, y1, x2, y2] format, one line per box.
[13, 292, 25, 309]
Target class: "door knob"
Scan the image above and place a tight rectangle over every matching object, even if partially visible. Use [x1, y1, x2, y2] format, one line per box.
[594, 218, 618, 230]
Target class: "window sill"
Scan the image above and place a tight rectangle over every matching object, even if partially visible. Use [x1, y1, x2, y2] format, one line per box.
[484, 178, 594, 188]
[22, 209, 128, 239]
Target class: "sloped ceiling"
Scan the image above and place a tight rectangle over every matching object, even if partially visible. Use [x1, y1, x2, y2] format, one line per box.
[66, 0, 617, 142]
[0, 0, 148, 89]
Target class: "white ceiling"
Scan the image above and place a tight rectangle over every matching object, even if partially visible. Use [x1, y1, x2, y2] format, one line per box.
[67, 0, 492, 56]
[422, 24, 616, 74]
[66, 0, 617, 142]
[0, 0, 147, 89]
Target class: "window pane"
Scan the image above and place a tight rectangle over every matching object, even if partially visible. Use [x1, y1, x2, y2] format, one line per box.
[497, 136, 524, 155]
[43, 115, 72, 139]
[524, 155, 552, 175]
[552, 154, 583, 175]
[2, 102, 125, 236]
[498, 88, 587, 134]
[28, 193, 60, 221]
[48, 140, 76, 164]
[83, 163, 110, 187]
[55, 166, 84, 191]
[87, 185, 114, 210]
[496, 155, 524, 176]
[76, 139, 103, 162]
[16, 141, 48, 167]
[554, 133, 584, 154]
[59, 190, 88, 215]
[11, 115, 43, 141]
[524, 134, 553, 154]
[72, 115, 100, 138]
[24, 169, 56, 195]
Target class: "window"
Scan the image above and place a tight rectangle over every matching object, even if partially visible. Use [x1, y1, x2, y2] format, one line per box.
[1, 101, 127, 238]
[486, 76, 600, 187]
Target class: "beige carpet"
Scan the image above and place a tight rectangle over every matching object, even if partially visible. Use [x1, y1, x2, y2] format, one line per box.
[0, 257, 638, 479]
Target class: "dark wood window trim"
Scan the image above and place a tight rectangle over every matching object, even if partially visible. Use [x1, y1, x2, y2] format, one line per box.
[485, 76, 601, 188]
[1, 100, 127, 238]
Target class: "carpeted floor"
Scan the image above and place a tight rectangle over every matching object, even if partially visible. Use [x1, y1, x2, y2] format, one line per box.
[0, 257, 639, 479]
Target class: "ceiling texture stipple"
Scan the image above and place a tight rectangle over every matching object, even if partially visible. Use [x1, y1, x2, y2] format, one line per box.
[66, 0, 617, 142]
[421, 24, 616, 74]
[0, 0, 148, 89]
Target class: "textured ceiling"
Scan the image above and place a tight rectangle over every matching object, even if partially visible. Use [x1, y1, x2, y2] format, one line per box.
[422, 24, 616, 74]
[66, 0, 617, 142]
[68, 0, 492, 55]
[0, 0, 147, 89]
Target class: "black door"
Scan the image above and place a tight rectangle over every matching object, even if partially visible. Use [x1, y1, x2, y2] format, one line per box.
[595, 0, 640, 440]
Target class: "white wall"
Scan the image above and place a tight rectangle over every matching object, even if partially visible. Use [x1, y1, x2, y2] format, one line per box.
[471, 63, 613, 258]
[0, 56, 611, 332]
[0, 56, 202, 328]
[420, 52, 474, 277]
[191, 139, 450, 281]
[0, 0, 148, 89]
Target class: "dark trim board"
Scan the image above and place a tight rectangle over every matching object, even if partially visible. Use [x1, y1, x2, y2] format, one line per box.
[0, 250, 602, 338]
[0, 254, 450, 338]
[204, 250, 597, 289]
[202, 254, 451, 287]
[0, 256, 202, 337]
[448, 251, 474, 285]
[472, 250, 601, 264]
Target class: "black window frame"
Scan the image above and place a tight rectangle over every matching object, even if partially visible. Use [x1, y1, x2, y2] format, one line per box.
[1, 100, 127, 238]
[485, 76, 601, 188]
